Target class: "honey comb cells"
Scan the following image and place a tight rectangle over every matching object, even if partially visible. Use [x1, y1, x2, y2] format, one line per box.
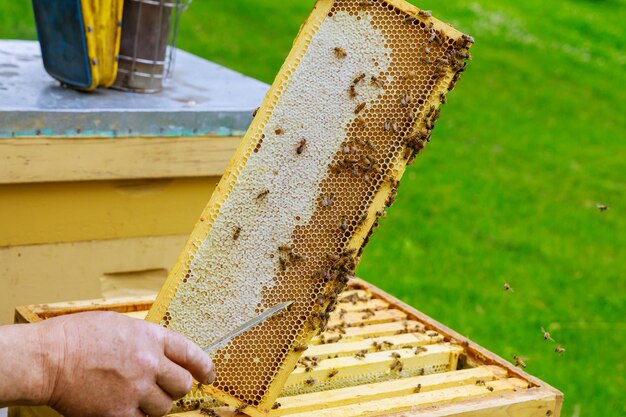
[146, 0, 473, 415]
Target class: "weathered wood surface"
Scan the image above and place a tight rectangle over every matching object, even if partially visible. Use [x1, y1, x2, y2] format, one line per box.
[273, 366, 506, 416]
[3, 235, 185, 325]
[0, 136, 241, 184]
[285, 344, 462, 387]
[0, 177, 219, 247]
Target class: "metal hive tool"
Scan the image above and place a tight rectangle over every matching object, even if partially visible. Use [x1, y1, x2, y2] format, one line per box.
[146, 0, 473, 415]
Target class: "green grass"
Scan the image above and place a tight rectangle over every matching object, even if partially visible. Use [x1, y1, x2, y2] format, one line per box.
[2, 0, 625, 415]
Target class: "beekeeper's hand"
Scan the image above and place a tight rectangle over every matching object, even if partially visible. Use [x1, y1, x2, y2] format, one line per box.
[0, 312, 215, 417]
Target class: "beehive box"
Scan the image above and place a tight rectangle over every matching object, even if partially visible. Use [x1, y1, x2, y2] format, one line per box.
[0, 40, 268, 325]
[11, 278, 562, 417]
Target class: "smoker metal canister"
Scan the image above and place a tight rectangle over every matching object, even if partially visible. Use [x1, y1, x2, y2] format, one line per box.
[113, 0, 175, 93]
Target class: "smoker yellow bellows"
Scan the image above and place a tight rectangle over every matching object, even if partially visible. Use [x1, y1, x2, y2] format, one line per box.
[146, 0, 474, 415]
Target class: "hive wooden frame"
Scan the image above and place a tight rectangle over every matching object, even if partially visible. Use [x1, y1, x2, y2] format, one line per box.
[145, 0, 473, 414]
[12, 279, 563, 417]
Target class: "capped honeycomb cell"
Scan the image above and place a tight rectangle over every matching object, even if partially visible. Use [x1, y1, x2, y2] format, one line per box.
[146, 0, 473, 415]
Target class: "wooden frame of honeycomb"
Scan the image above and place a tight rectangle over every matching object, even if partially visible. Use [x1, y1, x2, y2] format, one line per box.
[145, 0, 474, 415]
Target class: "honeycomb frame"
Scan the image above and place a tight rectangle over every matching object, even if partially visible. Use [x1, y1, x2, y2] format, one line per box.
[146, 1, 473, 415]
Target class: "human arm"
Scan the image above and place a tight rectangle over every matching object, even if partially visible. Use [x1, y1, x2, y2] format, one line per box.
[0, 312, 215, 417]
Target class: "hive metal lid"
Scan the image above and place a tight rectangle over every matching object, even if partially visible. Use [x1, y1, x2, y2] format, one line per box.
[0, 40, 269, 138]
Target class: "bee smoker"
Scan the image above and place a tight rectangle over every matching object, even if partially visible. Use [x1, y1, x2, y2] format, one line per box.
[113, 0, 191, 93]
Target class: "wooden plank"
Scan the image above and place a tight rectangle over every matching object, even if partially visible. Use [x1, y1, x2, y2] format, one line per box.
[304, 333, 442, 359]
[282, 379, 520, 417]
[285, 344, 463, 387]
[327, 309, 407, 329]
[26, 295, 156, 316]
[14, 306, 41, 324]
[0, 136, 241, 184]
[2, 235, 185, 325]
[168, 409, 233, 417]
[337, 289, 371, 302]
[334, 298, 389, 313]
[0, 178, 219, 247]
[312, 320, 426, 344]
[124, 310, 149, 320]
[407, 387, 559, 417]
[16, 296, 155, 323]
[273, 366, 507, 416]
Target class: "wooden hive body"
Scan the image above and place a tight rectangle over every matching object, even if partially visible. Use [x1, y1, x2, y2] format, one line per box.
[145, 0, 474, 414]
[13, 279, 563, 417]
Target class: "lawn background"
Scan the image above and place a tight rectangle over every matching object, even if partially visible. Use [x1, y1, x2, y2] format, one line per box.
[1, 0, 625, 415]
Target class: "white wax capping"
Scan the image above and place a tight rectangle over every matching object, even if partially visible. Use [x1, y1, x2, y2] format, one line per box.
[167, 11, 390, 348]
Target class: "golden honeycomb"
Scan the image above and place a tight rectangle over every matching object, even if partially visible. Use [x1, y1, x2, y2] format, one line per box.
[146, 0, 473, 415]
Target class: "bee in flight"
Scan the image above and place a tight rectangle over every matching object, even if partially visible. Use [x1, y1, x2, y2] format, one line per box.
[541, 327, 554, 342]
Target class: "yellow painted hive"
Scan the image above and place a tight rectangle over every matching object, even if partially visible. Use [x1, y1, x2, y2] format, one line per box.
[0, 43, 264, 325]
[146, 0, 474, 415]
